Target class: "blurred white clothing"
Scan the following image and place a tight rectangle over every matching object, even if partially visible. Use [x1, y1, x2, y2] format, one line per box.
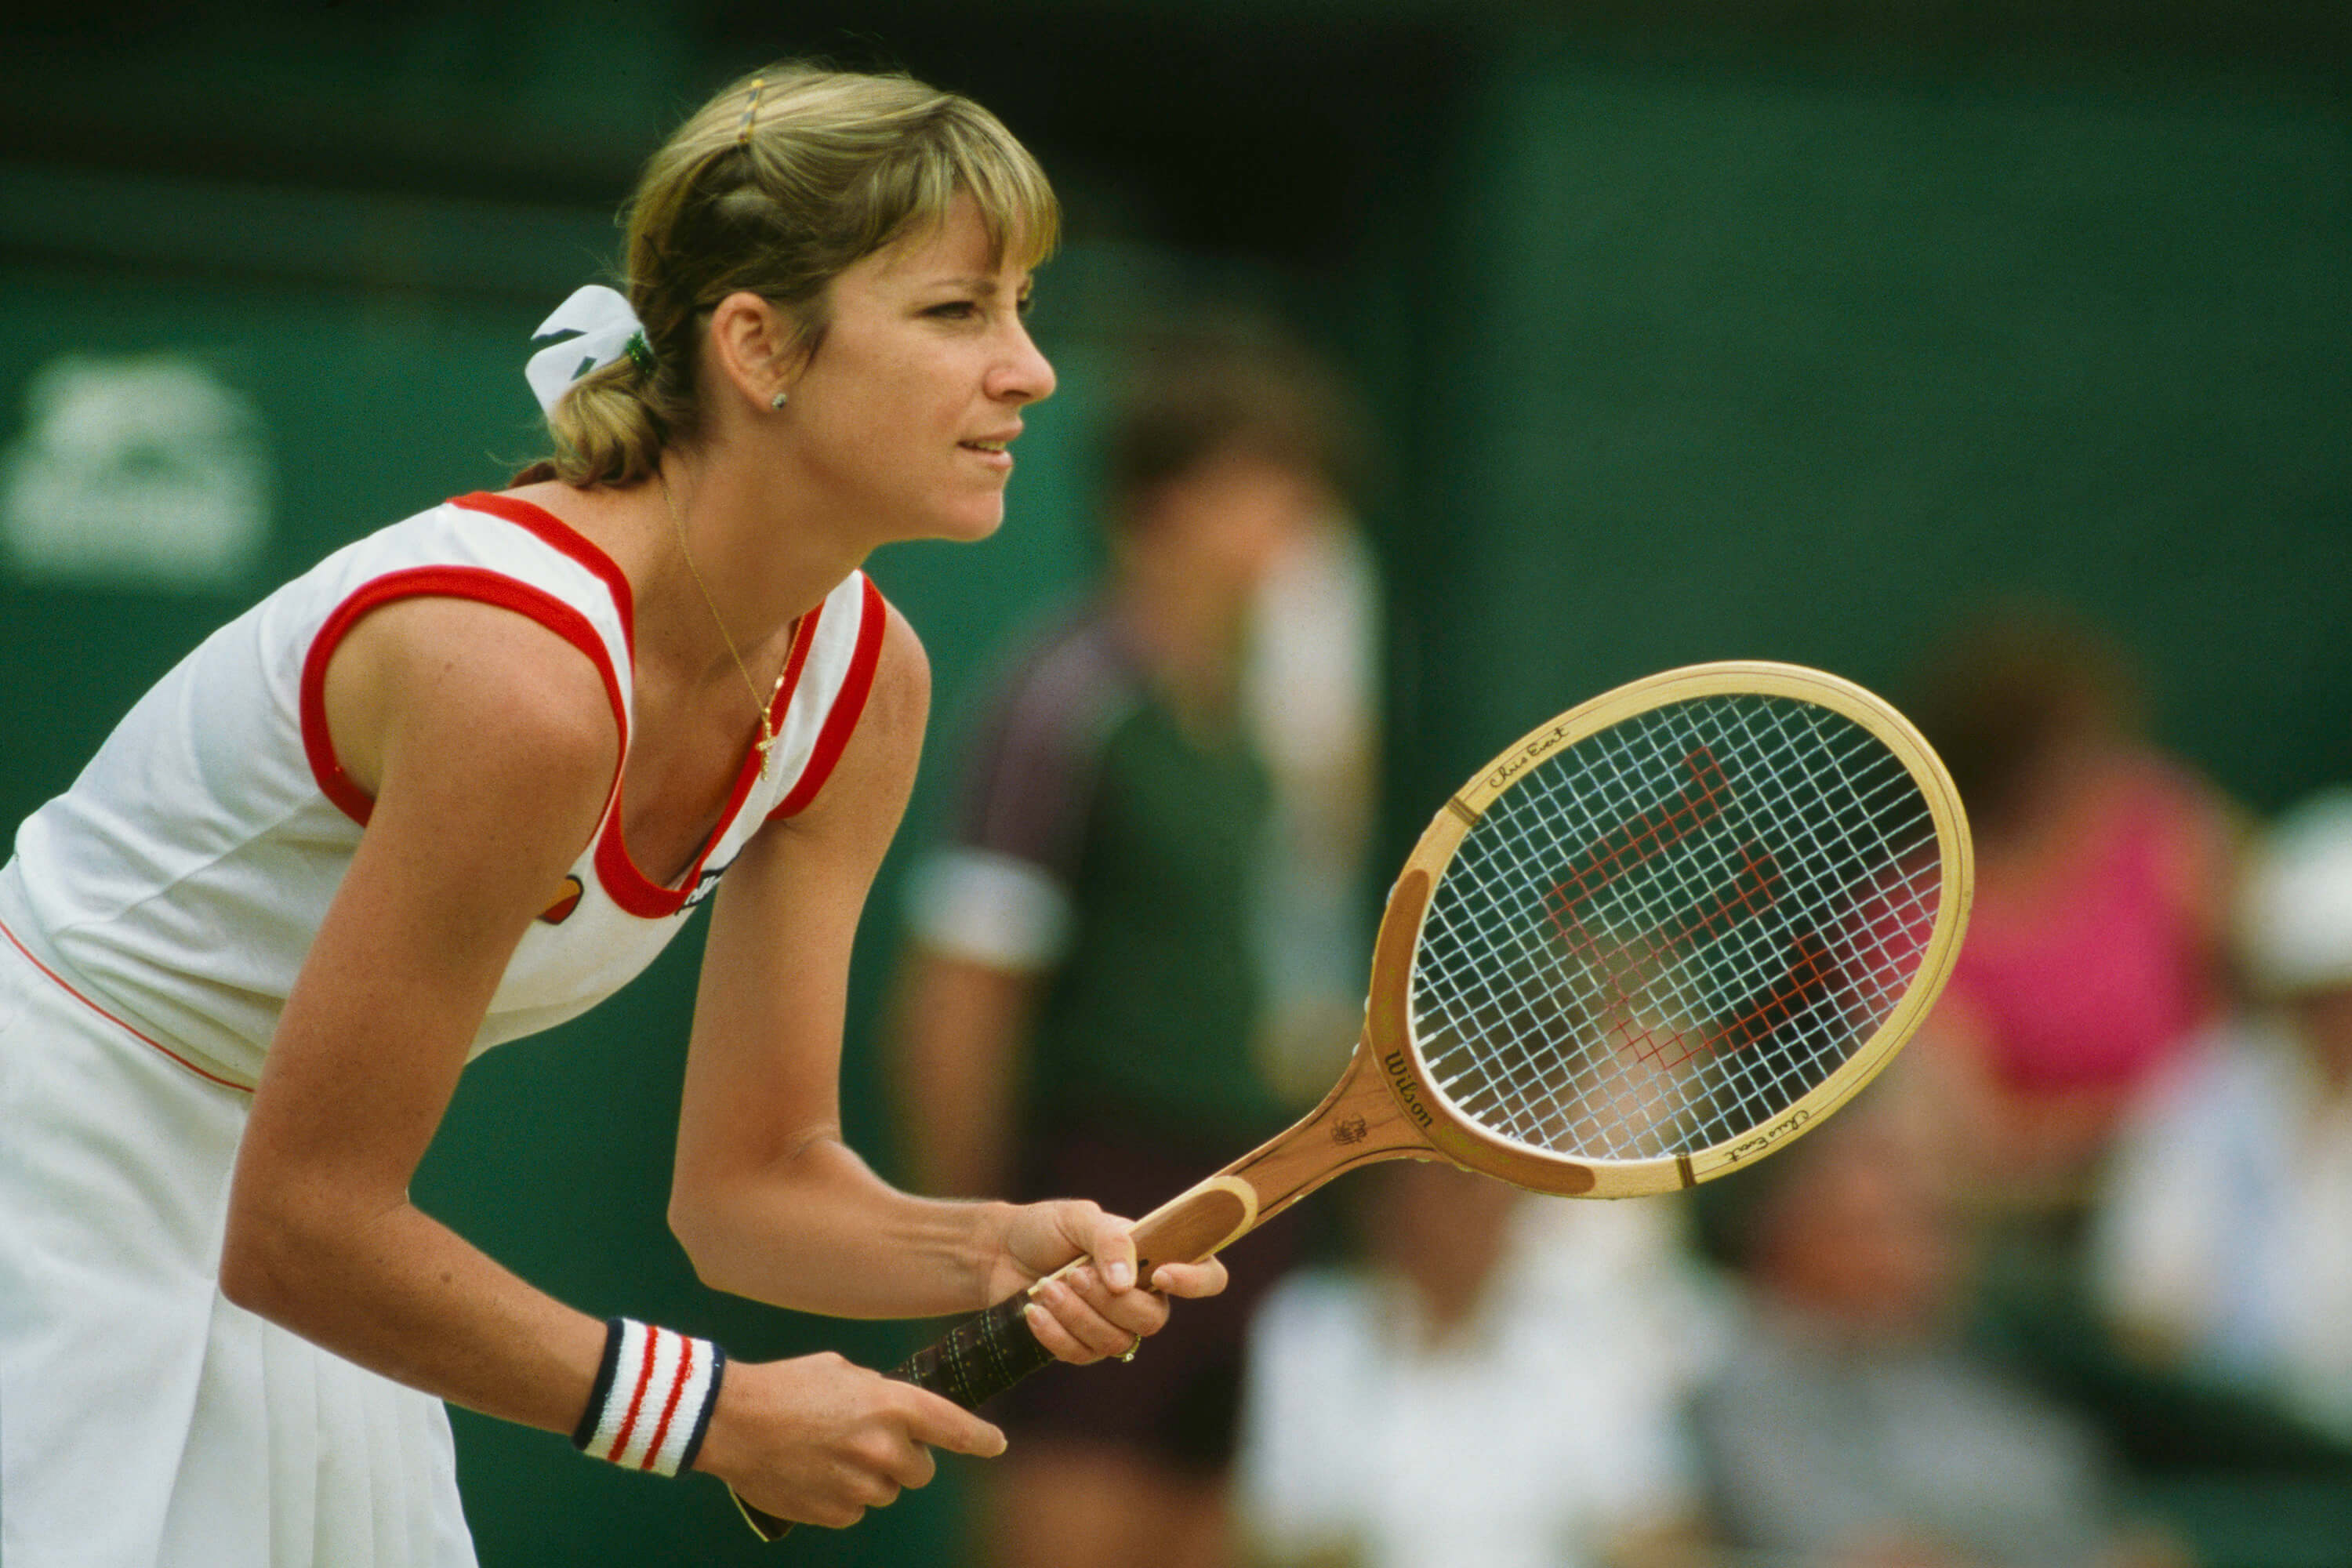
[1695, 1297, 2122, 1568]
[2090, 1016, 2352, 1439]
[1237, 1198, 1719, 1568]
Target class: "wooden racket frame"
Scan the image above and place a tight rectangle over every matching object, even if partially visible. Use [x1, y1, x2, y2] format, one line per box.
[731, 659, 1971, 1539]
[1118, 659, 1973, 1260]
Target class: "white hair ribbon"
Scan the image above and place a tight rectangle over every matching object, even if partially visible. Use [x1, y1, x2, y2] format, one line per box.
[524, 285, 648, 416]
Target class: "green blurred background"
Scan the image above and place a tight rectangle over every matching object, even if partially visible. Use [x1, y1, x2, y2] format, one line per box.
[1, 4, 2345, 1563]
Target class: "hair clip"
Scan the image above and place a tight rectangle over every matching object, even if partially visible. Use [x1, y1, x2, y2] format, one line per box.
[735, 77, 767, 144]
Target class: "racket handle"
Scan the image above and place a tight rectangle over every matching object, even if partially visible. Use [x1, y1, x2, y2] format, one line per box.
[729, 1293, 1052, 1541]
[733, 1181, 1255, 1540]
[891, 1287, 1059, 1408]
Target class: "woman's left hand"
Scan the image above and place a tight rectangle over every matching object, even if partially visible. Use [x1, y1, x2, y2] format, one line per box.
[990, 1200, 1229, 1365]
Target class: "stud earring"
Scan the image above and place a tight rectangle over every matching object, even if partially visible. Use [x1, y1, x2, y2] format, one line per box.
[769, 390, 789, 411]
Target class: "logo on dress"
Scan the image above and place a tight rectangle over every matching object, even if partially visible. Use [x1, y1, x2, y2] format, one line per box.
[539, 875, 585, 925]
[681, 862, 730, 912]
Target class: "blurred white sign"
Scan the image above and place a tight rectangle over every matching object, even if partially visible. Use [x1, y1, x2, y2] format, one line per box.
[1, 353, 272, 590]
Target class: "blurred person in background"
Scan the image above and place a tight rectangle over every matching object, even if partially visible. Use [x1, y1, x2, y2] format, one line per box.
[1690, 1076, 2189, 1568]
[1905, 601, 2238, 1225]
[2089, 786, 2352, 1445]
[888, 325, 1378, 1568]
[1236, 1160, 1721, 1568]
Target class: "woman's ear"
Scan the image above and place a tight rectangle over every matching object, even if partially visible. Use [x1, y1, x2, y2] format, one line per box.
[704, 291, 802, 412]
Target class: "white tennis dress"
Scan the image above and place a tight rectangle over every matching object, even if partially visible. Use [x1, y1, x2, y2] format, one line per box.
[0, 492, 887, 1567]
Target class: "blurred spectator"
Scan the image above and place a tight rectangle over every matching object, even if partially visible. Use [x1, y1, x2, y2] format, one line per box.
[2089, 786, 2352, 1443]
[888, 324, 1377, 1568]
[1907, 601, 2238, 1215]
[1690, 1079, 2187, 1568]
[1236, 1161, 1720, 1568]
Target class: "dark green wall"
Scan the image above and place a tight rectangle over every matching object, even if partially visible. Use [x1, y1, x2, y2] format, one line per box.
[1389, 38, 2350, 823]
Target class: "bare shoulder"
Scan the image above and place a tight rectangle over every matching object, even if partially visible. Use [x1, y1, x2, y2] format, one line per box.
[864, 596, 931, 741]
[325, 593, 621, 804]
[829, 595, 931, 797]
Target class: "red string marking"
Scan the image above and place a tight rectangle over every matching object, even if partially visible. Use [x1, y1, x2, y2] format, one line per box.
[1543, 746, 1826, 1069]
[1709, 931, 1834, 1058]
[1657, 844, 1781, 956]
[1544, 749, 1728, 932]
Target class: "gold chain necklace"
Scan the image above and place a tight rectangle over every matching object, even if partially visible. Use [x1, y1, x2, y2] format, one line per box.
[659, 470, 782, 779]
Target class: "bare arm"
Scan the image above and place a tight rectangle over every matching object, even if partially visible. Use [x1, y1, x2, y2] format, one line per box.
[221, 594, 633, 1437]
[218, 594, 1007, 1530]
[666, 604, 1223, 1326]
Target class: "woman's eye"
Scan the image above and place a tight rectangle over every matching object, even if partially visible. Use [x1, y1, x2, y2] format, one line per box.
[926, 300, 978, 321]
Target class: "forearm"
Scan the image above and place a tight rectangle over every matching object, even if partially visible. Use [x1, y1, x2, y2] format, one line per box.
[220, 1187, 604, 1439]
[221, 1171, 1021, 1527]
[671, 1132, 1018, 1318]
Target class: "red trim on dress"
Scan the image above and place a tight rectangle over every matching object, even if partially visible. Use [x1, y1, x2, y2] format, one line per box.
[0, 916, 256, 1094]
[766, 599, 823, 760]
[299, 567, 628, 828]
[771, 577, 887, 820]
[594, 604, 826, 918]
[450, 492, 637, 649]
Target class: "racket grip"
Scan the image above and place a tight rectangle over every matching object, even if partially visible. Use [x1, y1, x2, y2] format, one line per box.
[730, 1293, 1053, 1542]
[736, 1181, 1254, 1539]
[891, 1289, 1058, 1410]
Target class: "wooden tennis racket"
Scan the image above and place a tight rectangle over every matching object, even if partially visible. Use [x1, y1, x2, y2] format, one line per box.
[734, 659, 1972, 1539]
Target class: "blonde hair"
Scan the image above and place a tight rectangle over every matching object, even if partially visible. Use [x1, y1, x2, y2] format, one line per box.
[528, 64, 1059, 488]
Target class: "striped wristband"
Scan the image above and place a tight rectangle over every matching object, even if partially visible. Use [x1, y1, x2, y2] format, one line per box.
[572, 1318, 727, 1477]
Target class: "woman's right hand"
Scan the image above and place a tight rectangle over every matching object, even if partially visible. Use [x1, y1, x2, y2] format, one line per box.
[692, 1351, 1007, 1529]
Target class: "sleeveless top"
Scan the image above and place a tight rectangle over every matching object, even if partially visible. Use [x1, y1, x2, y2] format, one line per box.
[0, 492, 887, 1091]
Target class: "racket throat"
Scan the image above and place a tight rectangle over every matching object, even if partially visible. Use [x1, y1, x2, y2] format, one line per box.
[1130, 1041, 1436, 1271]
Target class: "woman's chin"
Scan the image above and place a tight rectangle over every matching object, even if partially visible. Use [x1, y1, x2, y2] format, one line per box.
[925, 505, 1008, 545]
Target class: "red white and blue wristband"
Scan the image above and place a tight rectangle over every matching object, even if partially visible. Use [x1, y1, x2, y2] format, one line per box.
[572, 1318, 727, 1477]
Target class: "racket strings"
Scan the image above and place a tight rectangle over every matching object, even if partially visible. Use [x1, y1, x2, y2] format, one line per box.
[1414, 694, 1943, 1162]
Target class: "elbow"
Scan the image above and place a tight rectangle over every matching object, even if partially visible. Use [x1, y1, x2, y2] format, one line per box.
[217, 1191, 307, 1323]
[680, 1250, 751, 1300]
[666, 1186, 747, 1297]
[217, 1171, 365, 1332]
[666, 1131, 850, 1304]
[216, 1240, 269, 1316]
[669, 1167, 815, 1303]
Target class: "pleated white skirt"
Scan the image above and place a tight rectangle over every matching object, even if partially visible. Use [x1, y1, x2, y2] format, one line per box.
[0, 932, 477, 1567]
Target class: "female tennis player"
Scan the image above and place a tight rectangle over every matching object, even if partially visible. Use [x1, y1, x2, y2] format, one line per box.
[0, 64, 1223, 1566]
